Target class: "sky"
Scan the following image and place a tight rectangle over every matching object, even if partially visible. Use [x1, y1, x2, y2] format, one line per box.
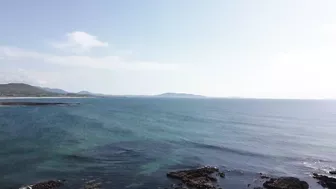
[0, 0, 336, 99]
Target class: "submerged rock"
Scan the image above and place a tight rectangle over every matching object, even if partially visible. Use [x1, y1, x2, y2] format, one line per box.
[263, 177, 309, 189]
[167, 167, 223, 189]
[19, 180, 65, 189]
[83, 179, 102, 189]
[313, 173, 336, 189]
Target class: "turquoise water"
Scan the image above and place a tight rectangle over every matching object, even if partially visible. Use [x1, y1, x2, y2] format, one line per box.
[0, 98, 336, 188]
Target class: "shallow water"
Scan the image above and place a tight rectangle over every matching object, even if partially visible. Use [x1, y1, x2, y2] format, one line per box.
[0, 98, 335, 188]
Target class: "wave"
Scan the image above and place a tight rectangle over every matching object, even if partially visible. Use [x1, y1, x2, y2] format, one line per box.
[162, 111, 225, 124]
[302, 160, 336, 173]
[226, 120, 274, 129]
[182, 140, 270, 159]
[182, 140, 334, 165]
[62, 154, 97, 163]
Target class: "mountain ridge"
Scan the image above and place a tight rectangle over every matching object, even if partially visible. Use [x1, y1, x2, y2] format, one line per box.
[0, 83, 206, 98]
[42, 87, 68, 94]
[0, 83, 88, 97]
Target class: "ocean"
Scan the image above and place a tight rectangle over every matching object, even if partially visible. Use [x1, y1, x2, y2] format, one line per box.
[0, 98, 335, 189]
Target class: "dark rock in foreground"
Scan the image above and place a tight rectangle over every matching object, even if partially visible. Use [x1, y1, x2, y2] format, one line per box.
[263, 177, 309, 189]
[259, 173, 270, 179]
[0, 102, 79, 106]
[313, 173, 336, 189]
[167, 166, 224, 189]
[19, 180, 65, 189]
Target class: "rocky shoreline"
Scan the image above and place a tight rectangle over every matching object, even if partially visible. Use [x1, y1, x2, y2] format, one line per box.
[313, 173, 336, 189]
[166, 167, 225, 189]
[15, 167, 336, 189]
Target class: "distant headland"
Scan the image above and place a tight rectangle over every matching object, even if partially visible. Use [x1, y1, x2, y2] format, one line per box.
[0, 83, 208, 99]
[156, 93, 206, 98]
[0, 83, 90, 98]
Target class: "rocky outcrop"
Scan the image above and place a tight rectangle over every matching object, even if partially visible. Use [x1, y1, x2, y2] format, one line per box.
[19, 180, 65, 189]
[263, 177, 309, 189]
[83, 180, 102, 189]
[167, 167, 224, 189]
[18, 179, 103, 189]
[330, 171, 336, 175]
[259, 173, 270, 179]
[313, 173, 336, 189]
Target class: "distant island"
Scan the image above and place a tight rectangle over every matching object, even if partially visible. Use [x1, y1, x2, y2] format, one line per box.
[156, 93, 206, 98]
[77, 91, 95, 95]
[0, 83, 90, 97]
[0, 83, 207, 99]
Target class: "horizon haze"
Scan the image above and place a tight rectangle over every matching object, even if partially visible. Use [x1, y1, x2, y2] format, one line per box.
[1, 0, 336, 99]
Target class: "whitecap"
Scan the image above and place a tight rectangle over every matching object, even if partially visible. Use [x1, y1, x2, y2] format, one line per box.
[19, 185, 33, 189]
[302, 161, 336, 173]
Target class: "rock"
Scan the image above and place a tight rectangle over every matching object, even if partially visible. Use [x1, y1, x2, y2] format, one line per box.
[313, 173, 336, 181]
[261, 175, 270, 179]
[83, 179, 102, 189]
[219, 172, 225, 178]
[317, 180, 327, 188]
[19, 180, 65, 189]
[329, 182, 336, 189]
[167, 167, 221, 189]
[313, 173, 336, 189]
[263, 177, 309, 189]
[301, 181, 309, 189]
[330, 171, 336, 175]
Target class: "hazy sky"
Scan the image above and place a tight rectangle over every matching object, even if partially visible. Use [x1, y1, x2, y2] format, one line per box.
[1, 0, 336, 98]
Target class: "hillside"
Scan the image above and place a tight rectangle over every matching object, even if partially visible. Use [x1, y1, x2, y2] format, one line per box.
[42, 87, 68, 94]
[0, 83, 55, 97]
[0, 83, 86, 97]
[77, 91, 93, 95]
[157, 93, 206, 98]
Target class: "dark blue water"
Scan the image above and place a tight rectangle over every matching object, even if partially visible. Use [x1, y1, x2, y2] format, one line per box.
[1, 98, 335, 189]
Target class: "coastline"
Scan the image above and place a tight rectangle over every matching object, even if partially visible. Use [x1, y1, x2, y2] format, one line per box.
[15, 167, 334, 189]
[0, 96, 92, 99]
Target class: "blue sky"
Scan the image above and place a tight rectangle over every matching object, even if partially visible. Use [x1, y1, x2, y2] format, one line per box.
[1, 0, 336, 98]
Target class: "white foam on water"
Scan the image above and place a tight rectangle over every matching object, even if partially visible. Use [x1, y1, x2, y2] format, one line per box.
[303, 161, 335, 173]
[19, 185, 32, 189]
